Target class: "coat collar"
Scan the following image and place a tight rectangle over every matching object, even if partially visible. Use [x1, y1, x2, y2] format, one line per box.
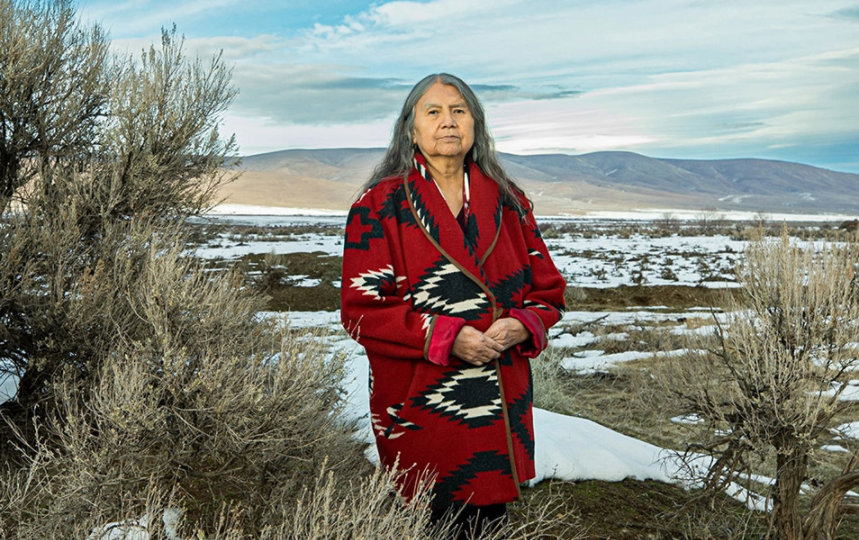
[404, 152, 503, 283]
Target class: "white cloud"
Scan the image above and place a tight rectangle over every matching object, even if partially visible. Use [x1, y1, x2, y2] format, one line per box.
[295, 0, 858, 85]
[222, 114, 393, 156]
[487, 98, 658, 154]
[81, 0, 241, 37]
[78, 0, 859, 170]
[316, 0, 520, 31]
[486, 45, 859, 159]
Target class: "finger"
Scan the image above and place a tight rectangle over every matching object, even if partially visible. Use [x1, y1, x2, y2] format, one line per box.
[483, 331, 503, 344]
[484, 336, 505, 352]
[478, 348, 500, 362]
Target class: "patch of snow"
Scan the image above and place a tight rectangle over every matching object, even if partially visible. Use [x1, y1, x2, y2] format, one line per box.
[561, 350, 646, 373]
[193, 236, 343, 259]
[531, 408, 675, 484]
[671, 414, 704, 425]
[1, 360, 19, 403]
[724, 481, 773, 512]
[256, 310, 341, 328]
[90, 508, 183, 540]
[288, 275, 323, 287]
[206, 204, 347, 217]
[549, 331, 598, 348]
[822, 445, 849, 453]
[573, 209, 855, 222]
[561, 349, 691, 374]
[671, 324, 718, 336]
[833, 421, 859, 440]
[819, 381, 859, 402]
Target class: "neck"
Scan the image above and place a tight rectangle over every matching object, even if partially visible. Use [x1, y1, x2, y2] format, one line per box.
[425, 156, 464, 189]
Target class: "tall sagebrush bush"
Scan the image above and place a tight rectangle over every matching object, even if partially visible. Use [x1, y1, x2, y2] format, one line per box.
[0, 1, 374, 536]
[661, 230, 859, 540]
[0, 231, 365, 535]
[0, 0, 237, 445]
[0, 0, 109, 206]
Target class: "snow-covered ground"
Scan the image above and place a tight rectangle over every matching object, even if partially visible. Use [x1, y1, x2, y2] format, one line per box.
[6, 213, 858, 537]
[544, 233, 745, 287]
[189, 210, 850, 288]
[275, 310, 772, 512]
[193, 232, 343, 259]
[189, 212, 844, 290]
[207, 203, 855, 223]
[190, 214, 759, 287]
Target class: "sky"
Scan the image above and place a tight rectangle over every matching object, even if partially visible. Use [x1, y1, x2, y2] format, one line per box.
[75, 0, 859, 173]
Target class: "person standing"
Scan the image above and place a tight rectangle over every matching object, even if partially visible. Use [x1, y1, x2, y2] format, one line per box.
[341, 73, 566, 537]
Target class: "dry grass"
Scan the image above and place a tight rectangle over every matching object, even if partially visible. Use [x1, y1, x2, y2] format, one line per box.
[9, 214, 859, 537]
[0, 232, 365, 537]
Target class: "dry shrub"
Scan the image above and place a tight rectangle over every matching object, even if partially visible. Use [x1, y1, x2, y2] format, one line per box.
[508, 482, 586, 540]
[262, 464, 439, 540]
[0, 464, 185, 539]
[0, 3, 398, 536]
[0, 228, 364, 537]
[531, 345, 578, 414]
[673, 499, 766, 540]
[1, 2, 239, 443]
[204, 462, 582, 540]
[657, 230, 859, 539]
[565, 286, 588, 304]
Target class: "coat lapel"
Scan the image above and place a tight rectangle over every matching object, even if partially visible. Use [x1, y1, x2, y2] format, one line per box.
[404, 155, 503, 287]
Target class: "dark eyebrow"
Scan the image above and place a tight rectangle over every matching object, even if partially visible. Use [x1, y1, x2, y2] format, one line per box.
[420, 101, 468, 111]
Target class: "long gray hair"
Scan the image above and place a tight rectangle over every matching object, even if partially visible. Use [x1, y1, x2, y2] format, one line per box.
[362, 73, 525, 212]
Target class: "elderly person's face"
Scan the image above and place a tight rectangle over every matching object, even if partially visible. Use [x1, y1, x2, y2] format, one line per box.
[412, 81, 475, 164]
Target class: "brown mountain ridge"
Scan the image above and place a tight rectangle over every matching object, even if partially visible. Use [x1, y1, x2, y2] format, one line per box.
[219, 148, 859, 215]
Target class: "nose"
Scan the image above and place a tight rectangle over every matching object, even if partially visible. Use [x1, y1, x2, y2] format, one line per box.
[440, 109, 457, 126]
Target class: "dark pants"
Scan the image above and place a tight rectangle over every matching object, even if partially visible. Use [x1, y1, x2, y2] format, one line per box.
[430, 502, 508, 539]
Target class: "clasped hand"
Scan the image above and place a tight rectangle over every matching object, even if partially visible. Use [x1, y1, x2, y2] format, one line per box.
[451, 317, 528, 366]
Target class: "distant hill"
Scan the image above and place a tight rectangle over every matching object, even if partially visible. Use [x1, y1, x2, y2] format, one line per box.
[219, 148, 859, 215]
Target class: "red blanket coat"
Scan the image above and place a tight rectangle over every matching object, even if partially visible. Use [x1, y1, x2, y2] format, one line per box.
[341, 155, 566, 507]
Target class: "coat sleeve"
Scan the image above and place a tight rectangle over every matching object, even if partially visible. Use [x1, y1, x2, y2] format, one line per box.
[509, 204, 566, 358]
[340, 188, 464, 365]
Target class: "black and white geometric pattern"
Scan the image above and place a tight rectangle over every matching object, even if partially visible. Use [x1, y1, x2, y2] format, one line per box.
[529, 248, 544, 260]
[419, 312, 433, 336]
[411, 365, 503, 427]
[524, 298, 566, 313]
[370, 403, 422, 440]
[379, 183, 419, 229]
[431, 450, 513, 508]
[462, 213, 480, 255]
[411, 257, 490, 319]
[497, 348, 514, 367]
[350, 264, 404, 300]
[408, 180, 441, 243]
[490, 267, 532, 310]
